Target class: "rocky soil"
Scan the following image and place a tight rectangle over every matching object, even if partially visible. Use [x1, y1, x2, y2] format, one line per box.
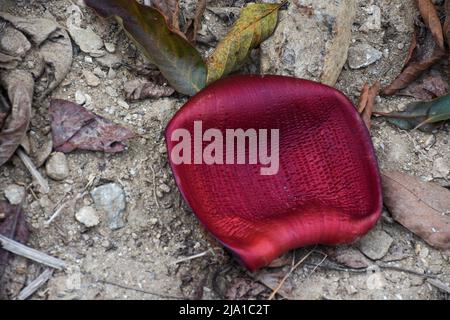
[0, 0, 449, 300]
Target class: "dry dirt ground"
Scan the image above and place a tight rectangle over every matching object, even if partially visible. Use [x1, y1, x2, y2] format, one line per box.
[0, 0, 449, 300]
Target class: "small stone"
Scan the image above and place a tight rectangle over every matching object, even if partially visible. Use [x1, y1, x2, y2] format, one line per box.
[358, 227, 393, 260]
[260, 0, 357, 86]
[359, 5, 382, 32]
[95, 53, 121, 69]
[4, 184, 26, 205]
[84, 56, 93, 64]
[93, 67, 106, 78]
[104, 42, 116, 53]
[159, 183, 170, 193]
[432, 157, 449, 178]
[91, 183, 126, 230]
[75, 206, 99, 227]
[347, 43, 382, 69]
[75, 90, 86, 105]
[46, 152, 69, 181]
[82, 70, 100, 87]
[117, 100, 129, 109]
[107, 67, 116, 79]
[366, 272, 385, 290]
[67, 22, 103, 54]
[397, 43, 405, 50]
[89, 49, 106, 58]
[105, 86, 118, 97]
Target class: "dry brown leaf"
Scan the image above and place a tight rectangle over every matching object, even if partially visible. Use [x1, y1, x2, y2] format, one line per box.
[357, 83, 370, 114]
[152, 0, 181, 33]
[0, 201, 29, 292]
[383, 24, 446, 95]
[381, 171, 450, 250]
[415, 0, 445, 50]
[398, 70, 450, 99]
[225, 277, 267, 300]
[254, 270, 294, 299]
[0, 70, 33, 167]
[444, 0, 450, 43]
[327, 247, 370, 269]
[358, 82, 380, 130]
[185, 0, 207, 42]
[124, 79, 175, 101]
[50, 99, 135, 153]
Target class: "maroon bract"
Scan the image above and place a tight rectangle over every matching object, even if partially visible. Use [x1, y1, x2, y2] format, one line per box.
[165, 75, 382, 271]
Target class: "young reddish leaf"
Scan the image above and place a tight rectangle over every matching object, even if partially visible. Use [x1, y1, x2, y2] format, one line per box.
[376, 91, 450, 131]
[383, 24, 446, 96]
[85, 0, 206, 96]
[415, 0, 445, 50]
[49, 99, 135, 153]
[206, 3, 283, 84]
[0, 70, 33, 167]
[382, 171, 450, 250]
[165, 75, 382, 271]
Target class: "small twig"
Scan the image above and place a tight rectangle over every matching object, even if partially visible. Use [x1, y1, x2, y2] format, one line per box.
[16, 148, 49, 194]
[427, 278, 450, 294]
[149, 165, 160, 208]
[307, 250, 328, 277]
[15, 268, 53, 300]
[0, 235, 66, 270]
[45, 176, 95, 225]
[171, 249, 212, 265]
[268, 248, 314, 300]
[97, 278, 184, 299]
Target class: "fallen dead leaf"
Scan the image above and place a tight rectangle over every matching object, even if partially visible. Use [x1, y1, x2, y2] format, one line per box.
[327, 247, 370, 269]
[225, 277, 268, 300]
[0, 201, 29, 290]
[381, 171, 450, 250]
[444, 0, 450, 43]
[383, 23, 446, 95]
[124, 79, 175, 101]
[185, 0, 207, 42]
[415, 0, 445, 50]
[152, 0, 181, 34]
[398, 70, 450, 100]
[254, 270, 294, 299]
[49, 99, 136, 153]
[358, 81, 380, 130]
[0, 70, 34, 167]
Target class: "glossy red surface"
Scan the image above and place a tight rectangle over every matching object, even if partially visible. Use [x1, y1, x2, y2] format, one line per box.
[165, 75, 382, 271]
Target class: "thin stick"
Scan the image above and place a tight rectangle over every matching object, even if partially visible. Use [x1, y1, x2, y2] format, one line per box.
[268, 249, 314, 300]
[97, 278, 183, 299]
[45, 176, 95, 225]
[16, 148, 49, 194]
[15, 268, 53, 300]
[427, 278, 450, 294]
[171, 249, 211, 265]
[149, 165, 160, 208]
[0, 235, 66, 270]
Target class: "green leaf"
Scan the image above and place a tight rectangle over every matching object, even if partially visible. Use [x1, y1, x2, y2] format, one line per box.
[85, 0, 206, 96]
[379, 92, 450, 132]
[206, 3, 283, 84]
